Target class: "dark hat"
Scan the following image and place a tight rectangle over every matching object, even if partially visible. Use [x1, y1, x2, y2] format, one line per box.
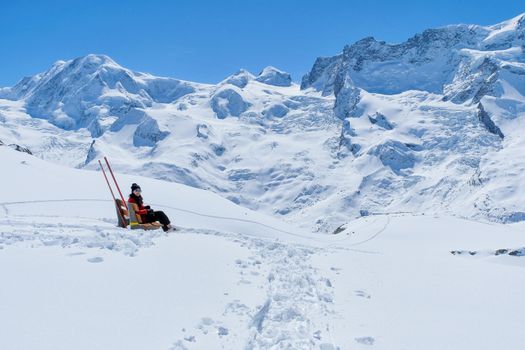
[131, 183, 141, 192]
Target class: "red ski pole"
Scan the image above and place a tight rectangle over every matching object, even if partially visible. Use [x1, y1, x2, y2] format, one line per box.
[99, 160, 127, 228]
[99, 160, 117, 202]
[104, 156, 126, 204]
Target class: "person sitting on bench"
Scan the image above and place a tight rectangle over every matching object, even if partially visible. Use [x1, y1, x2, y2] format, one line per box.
[128, 183, 174, 232]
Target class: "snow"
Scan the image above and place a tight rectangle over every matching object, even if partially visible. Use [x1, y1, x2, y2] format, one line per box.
[484, 13, 525, 46]
[133, 117, 170, 147]
[312, 216, 525, 350]
[210, 86, 251, 119]
[0, 234, 257, 350]
[1, 14, 525, 348]
[2, 12, 524, 230]
[1, 147, 524, 349]
[221, 69, 255, 89]
[255, 66, 292, 87]
[1, 54, 523, 231]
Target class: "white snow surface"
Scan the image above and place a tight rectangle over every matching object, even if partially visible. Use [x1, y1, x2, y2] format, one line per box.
[1, 15, 525, 348]
[1, 147, 524, 350]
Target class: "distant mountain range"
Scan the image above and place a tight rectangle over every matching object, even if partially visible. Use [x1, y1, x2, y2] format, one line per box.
[1, 13, 524, 231]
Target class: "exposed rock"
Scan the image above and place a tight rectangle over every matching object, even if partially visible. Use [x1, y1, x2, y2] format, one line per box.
[337, 120, 360, 157]
[10, 145, 33, 155]
[333, 74, 361, 120]
[443, 57, 499, 103]
[477, 103, 504, 139]
[300, 55, 342, 95]
[196, 124, 210, 139]
[468, 169, 484, 186]
[2, 142, 33, 155]
[508, 249, 525, 256]
[495, 249, 509, 255]
[368, 112, 394, 130]
[84, 140, 97, 165]
[369, 140, 416, 174]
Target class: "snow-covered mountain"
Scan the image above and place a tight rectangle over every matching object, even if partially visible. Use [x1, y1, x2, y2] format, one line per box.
[1, 146, 524, 350]
[0, 54, 200, 136]
[2, 15, 525, 350]
[1, 14, 525, 231]
[301, 13, 525, 102]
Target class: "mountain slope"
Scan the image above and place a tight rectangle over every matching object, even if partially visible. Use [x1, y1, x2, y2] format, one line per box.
[1, 54, 201, 135]
[1, 15, 525, 231]
[301, 13, 525, 103]
[1, 147, 524, 350]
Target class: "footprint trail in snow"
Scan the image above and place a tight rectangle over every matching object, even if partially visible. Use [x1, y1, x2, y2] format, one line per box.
[172, 229, 339, 349]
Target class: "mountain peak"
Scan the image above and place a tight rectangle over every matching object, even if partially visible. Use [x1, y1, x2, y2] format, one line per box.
[3, 53, 196, 133]
[67, 54, 123, 74]
[74, 54, 118, 66]
[302, 12, 525, 98]
[221, 69, 255, 88]
[255, 66, 292, 87]
[235, 68, 254, 75]
[489, 12, 525, 30]
[258, 66, 287, 75]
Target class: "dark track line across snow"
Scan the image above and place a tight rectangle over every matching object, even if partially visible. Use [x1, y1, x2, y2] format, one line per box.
[0, 198, 391, 248]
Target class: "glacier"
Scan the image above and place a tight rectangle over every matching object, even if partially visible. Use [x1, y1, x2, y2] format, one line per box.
[1, 15, 525, 232]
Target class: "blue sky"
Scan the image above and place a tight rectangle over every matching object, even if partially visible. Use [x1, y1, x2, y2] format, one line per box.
[1, 0, 523, 86]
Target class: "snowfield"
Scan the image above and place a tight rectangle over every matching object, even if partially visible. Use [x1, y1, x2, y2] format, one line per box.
[1, 147, 524, 350]
[1, 13, 525, 350]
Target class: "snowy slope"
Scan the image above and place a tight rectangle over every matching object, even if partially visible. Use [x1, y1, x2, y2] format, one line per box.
[1, 147, 524, 350]
[0, 147, 308, 243]
[298, 13, 525, 229]
[1, 15, 525, 233]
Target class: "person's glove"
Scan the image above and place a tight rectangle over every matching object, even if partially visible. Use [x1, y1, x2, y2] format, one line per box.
[147, 209, 154, 215]
[145, 205, 151, 209]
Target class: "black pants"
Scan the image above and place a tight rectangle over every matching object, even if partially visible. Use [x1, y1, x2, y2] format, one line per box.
[145, 210, 171, 228]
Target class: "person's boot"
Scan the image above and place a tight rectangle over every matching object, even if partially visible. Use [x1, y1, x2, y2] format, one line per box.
[163, 224, 175, 232]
